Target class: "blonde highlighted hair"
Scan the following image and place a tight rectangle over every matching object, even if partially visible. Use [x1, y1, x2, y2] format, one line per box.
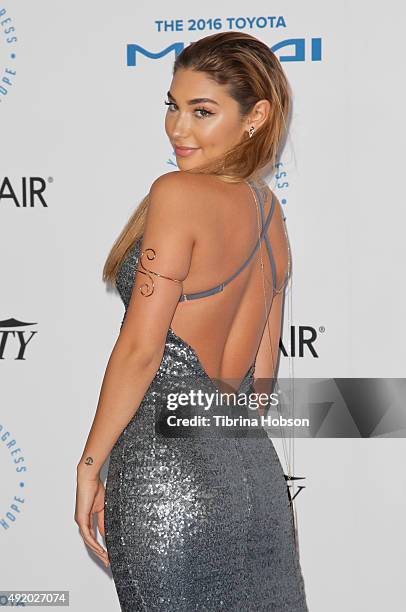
[103, 31, 291, 285]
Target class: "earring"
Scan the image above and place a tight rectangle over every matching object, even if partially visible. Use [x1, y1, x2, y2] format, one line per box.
[248, 126, 255, 138]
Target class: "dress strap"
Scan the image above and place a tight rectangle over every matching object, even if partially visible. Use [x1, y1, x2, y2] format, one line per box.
[178, 180, 275, 302]
[255, 183, 278, 292]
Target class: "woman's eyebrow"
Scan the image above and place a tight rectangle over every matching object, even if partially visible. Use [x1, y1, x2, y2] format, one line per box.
[166, 90, 219, 106]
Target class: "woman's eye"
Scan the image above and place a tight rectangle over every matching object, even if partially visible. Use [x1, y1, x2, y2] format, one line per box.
[195, 108, 213, 119]
[164, 100, 176, 111]
[164, 100, 213, 119]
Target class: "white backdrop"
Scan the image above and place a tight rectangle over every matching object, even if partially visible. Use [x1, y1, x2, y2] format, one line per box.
[1, 1, 405, 611]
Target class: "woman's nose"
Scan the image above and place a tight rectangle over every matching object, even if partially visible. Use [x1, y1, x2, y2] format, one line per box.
[170, 115, 192, 139]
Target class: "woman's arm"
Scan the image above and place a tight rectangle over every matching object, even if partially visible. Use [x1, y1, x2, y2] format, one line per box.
[76, 340, 164, 479]
[76, 171, 197, 480]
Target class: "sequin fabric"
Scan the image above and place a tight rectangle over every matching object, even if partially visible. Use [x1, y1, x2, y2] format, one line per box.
[104, 237, 309, 611]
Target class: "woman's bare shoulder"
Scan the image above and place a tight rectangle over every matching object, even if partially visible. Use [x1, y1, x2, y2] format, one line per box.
[147, 172, 210, 230]
[149, 170, 210, 194]
[149, 172, 215, 215]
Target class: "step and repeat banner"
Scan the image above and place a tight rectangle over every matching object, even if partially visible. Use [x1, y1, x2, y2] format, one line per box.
[1, 2, 405, 611]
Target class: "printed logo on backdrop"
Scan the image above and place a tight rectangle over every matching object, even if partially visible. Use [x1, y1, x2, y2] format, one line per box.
[0, 422, 28, 531]
[126, 14, 322, 67]
[0, 318, 38, 360]
[0, 5, 18, 104]
[127, 37, 322, 66]
[281, 325, 322, 359]
[0, 176, 52, 207]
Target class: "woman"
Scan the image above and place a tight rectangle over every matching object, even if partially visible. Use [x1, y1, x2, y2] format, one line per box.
[75, 32, 308, 611]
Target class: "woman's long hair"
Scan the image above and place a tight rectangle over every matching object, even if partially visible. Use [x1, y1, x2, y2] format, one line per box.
[103, 31, 292, 285]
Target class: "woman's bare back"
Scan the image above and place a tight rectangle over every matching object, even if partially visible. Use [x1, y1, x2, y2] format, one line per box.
[169, 173, 290, 387]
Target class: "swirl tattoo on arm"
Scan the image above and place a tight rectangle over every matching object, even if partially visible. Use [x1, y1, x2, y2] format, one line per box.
[136, 248, 183, 297]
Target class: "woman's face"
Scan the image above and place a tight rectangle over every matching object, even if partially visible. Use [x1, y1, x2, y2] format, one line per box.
[164, 68, 247, 170]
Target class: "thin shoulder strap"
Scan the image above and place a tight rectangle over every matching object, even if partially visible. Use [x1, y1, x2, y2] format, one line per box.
[255, 183, 278, 292]
[178, 180, 275, 302]
[221, 181, 275, 287]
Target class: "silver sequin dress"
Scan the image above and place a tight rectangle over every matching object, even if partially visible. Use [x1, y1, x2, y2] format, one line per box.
[104, 232, 309, 611]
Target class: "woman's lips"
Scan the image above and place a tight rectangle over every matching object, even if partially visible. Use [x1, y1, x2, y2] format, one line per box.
[174, 146, 200, 157]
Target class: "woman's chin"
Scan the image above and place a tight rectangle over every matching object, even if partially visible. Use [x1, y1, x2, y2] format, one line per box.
[176, 158, 199, 170]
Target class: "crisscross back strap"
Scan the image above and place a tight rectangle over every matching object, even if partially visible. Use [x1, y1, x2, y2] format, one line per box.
[178, 180, 275, 302]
